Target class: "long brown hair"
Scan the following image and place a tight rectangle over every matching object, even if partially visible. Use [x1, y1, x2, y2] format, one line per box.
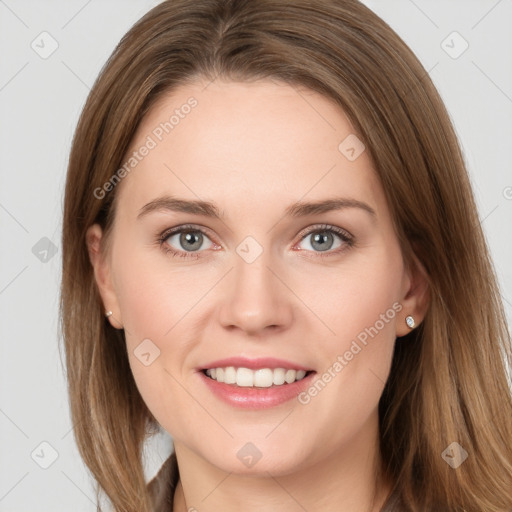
[59, 1, 512, 510]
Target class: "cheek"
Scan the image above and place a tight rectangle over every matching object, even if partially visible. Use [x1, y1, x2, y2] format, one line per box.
[302, 246, 403, 350]
[113, 250, 205, 343]
[302, 245, 403, 409]
[112, 256, 197, 433]
[111, 253, 188, 382]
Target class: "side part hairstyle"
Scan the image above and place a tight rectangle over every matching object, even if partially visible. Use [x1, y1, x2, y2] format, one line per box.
[60, 1, 512, 511]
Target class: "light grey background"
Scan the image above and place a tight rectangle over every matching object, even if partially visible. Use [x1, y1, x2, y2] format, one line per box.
[1, 1, 511, 510]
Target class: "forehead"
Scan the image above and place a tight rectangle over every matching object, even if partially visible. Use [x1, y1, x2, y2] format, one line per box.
[114, 79, 382, 219]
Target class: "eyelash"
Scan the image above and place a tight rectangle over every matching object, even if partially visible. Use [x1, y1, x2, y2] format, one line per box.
[156, 223, 355, 260]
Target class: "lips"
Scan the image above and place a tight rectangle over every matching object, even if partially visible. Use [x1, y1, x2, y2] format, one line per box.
[197, 356, 316, 409]
[200, 356, 312, 372]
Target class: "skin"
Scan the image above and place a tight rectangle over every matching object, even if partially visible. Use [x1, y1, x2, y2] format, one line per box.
[87, 78, 429, 512]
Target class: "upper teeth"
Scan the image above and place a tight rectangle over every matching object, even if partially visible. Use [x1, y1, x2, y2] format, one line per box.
[205, 367, 307, 388]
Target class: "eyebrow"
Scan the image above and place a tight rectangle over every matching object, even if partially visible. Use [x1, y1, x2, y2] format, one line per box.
[137, 195, 376, 220]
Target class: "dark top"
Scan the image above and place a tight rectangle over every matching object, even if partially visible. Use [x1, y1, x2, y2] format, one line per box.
[147, 452, 404, 511]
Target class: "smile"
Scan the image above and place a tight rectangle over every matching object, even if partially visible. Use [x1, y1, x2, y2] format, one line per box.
[203, 367, 310, 387]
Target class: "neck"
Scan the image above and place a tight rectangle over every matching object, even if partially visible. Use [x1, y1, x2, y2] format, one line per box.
[172, 413, 392, 512]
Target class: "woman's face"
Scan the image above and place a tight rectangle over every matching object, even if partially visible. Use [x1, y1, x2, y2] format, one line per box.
[87, 79, 426, 476]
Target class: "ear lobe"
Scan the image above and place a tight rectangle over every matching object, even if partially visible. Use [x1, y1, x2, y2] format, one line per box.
[396, 252, 430, 338]
[86, 224, 124, 329]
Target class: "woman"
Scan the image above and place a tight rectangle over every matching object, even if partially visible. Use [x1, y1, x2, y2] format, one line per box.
[59, 0, 512, 511]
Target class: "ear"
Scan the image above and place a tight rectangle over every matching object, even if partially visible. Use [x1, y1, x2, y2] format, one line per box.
[86, 224, 124, 330]
[395, 251, 430, 338]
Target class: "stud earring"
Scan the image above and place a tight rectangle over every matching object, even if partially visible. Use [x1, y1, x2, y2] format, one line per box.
[105, 310, 113, 318]
[405, 315, 415, 329]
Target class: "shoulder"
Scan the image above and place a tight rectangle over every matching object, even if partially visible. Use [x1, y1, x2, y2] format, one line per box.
[146, 455, 409, 512]
[147, 451, 180, 512]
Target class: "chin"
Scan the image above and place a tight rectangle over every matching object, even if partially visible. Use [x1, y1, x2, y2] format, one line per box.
[197, 439, 312, 477]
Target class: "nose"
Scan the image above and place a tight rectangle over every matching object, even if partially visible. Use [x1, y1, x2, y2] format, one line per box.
[218, 253, 294, 336]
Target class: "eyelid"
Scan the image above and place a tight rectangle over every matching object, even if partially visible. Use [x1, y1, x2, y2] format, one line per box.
[157, 222, 354, 259]
[159, 223, 353, 244]
[295, 223, 353, 244]
[159, 223, 217, 242]
[158, 223, 220, 256]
